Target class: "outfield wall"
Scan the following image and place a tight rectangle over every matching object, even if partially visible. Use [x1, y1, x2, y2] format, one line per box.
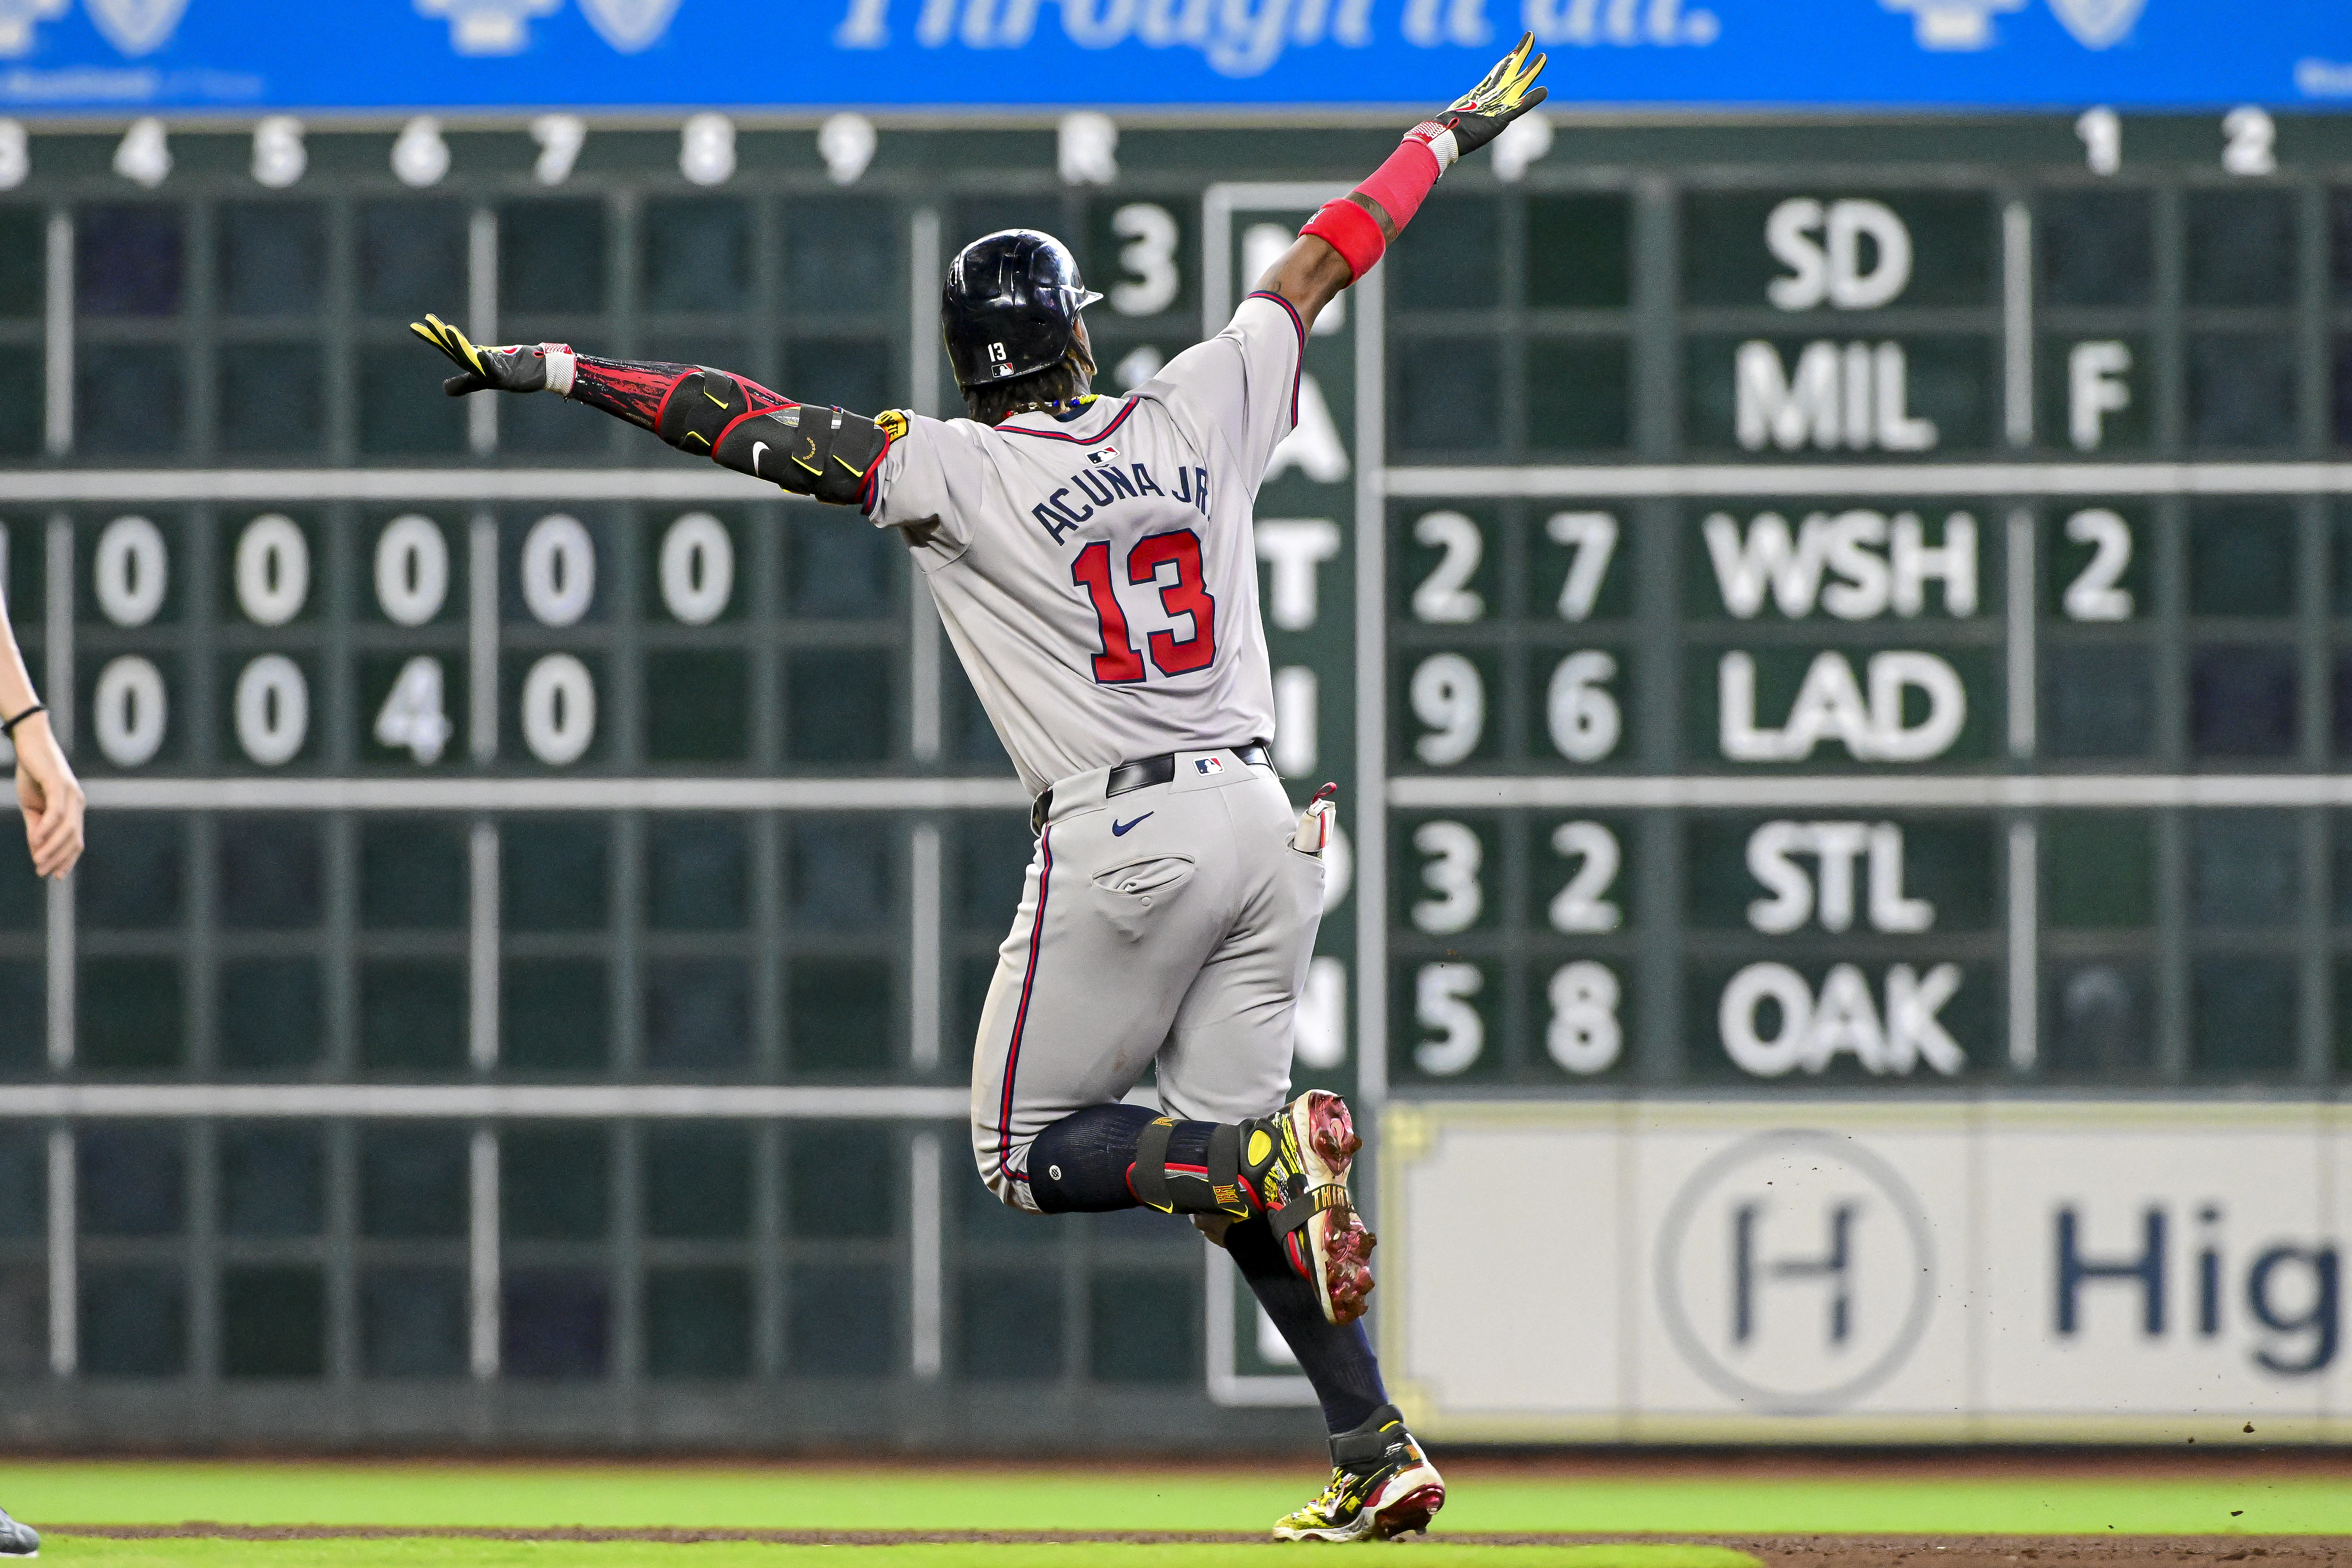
[1383, 1101, 2352, 1442]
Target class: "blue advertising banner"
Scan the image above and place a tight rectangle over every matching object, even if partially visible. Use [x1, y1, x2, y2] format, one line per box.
[0, 0, 2345, 115]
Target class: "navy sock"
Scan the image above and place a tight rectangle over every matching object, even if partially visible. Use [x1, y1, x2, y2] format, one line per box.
[1224, 1214, 1386, 1436]
[1027, 1104, 1156, 1211]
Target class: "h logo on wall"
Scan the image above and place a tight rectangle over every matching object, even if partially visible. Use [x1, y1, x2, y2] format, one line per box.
[1654, 1131, 1937, 1414]
[0, 0, 186, 57]
[1389, 1103, 2350, 1439]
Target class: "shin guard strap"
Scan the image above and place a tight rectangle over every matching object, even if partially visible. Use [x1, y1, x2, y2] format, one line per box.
[1205, 1122, 1242, 1205]
[1130, 1117, 1177, 1212]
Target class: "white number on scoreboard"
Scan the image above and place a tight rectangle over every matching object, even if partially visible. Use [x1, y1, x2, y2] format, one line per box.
[1413, 962, 1484, 1076]
[1546, 962, 1621, 1075]
[375, 515, 450, 626]
[375, 656, 452, 765]
[2061, 509, 2133, 621]
[93, 655, 166, 768]
[1410, 821, 1482, 935]
[235, 654, 309, 767]
[94, 516, 167, 627]
[1547, 511, 1617, 621]
[1410, 511, 1483, 624]
[659, 513, 734, 625]
[1548, 821, 1621, 933]
[235, 514, 309, 627]
[522, 653, 596, 765]
[522, 513, 595, 627]
[1409, 653, 1483, 766]
[1545, 651, 1620, 763]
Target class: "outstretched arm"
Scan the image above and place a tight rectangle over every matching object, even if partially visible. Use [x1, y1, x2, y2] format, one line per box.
[0, 585, 80, 881]
[1259, 32, 1548, 331]
[410, 321, 897, 508]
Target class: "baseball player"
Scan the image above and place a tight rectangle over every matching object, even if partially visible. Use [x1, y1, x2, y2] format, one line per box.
[415, 36, 1545, 1542]
[0, 536, 85, 1562]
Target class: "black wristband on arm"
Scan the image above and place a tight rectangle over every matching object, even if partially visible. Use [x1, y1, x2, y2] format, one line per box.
[1, 704, 43, 738]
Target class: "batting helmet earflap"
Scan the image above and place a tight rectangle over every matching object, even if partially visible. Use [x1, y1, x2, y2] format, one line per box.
[941, 229, 1103, 390]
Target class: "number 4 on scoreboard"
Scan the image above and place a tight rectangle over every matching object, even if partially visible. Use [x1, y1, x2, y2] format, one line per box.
[375, 655, 453, 764]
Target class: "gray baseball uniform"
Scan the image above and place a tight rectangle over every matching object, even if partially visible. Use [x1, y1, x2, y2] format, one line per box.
[868, 292, 1325, 1208]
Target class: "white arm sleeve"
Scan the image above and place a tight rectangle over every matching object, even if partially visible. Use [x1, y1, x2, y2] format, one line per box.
[1148, 292, 1306, 490]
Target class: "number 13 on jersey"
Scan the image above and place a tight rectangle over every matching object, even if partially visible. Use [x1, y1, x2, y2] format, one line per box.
[1074, 529, 1219, 683]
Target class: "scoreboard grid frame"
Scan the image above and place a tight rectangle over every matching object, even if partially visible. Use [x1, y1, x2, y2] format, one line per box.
[0, 113, 2344, 1438]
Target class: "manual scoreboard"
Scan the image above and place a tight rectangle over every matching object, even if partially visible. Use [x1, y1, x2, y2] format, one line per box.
[1374, 115, 2352, 1100]
[0, 106, 2346, 1437]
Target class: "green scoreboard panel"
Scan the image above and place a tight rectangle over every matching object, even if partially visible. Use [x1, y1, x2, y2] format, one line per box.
[0, 108, 2345, 1439]
[1375, 114, 2352, 1103]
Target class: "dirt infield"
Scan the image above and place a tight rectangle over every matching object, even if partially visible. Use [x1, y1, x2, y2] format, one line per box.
[47, 1525, 2348, 1565]
[1745, 1538, 2343, 1567]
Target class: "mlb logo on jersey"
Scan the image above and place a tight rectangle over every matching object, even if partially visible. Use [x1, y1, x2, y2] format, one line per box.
[1195, 756, 1224, 775]
[1086, 447, 1120, 466]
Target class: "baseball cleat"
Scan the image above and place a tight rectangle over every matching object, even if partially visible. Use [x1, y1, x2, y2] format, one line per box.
[1129, 1092, 1373, 1323]
[1260, 1090, 1374, 1324]
[0, 1503, 39, 1556]
[1272, 1403, 1443, 1543]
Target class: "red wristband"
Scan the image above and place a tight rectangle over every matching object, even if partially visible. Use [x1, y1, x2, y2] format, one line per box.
[1301, 199, 1385, 282]
[1356, 137, 1443, 234]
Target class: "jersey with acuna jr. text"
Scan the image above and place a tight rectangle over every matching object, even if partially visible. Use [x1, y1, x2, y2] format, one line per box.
[868, 292, 1307, 797]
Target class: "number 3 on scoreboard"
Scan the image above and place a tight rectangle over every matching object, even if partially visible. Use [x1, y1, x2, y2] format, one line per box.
[1073, 530, 1218, 683]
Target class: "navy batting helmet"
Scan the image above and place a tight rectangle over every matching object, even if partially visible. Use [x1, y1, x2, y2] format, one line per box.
[941, 229, 1103, 390]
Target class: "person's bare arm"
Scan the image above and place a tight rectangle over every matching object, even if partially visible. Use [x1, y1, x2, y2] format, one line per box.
[0, 592, 82, 880]
[1282, 34, 1547, 316]
[1256, 195, 1389, 334]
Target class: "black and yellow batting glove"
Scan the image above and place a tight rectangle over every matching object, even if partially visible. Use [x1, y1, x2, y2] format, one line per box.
[1426, 31, 1548, 159]
[410, 313, 550, 397]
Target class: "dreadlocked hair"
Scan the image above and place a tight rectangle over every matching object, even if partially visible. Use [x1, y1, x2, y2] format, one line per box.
[963, 338, 1096, 426]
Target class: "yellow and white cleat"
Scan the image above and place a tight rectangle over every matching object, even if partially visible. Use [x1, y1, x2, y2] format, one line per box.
[1271, 1403, 1444, 1543]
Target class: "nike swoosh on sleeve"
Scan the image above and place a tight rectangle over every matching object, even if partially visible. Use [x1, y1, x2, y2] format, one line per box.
[750, 441, 768, 474]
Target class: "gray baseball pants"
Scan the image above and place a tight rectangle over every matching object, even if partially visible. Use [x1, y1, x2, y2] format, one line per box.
[970, 748, 1325, 1210]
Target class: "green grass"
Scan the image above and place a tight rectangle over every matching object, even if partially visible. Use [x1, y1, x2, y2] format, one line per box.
[39, 1545, 1762, 1568]
[0, 1460, 2341, 1539]
[1441, 1473, 2342, 1537]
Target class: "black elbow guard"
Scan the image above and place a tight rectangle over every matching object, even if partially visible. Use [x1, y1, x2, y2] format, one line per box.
[653, 369, 755, 453]
[714, 405, 899, 506]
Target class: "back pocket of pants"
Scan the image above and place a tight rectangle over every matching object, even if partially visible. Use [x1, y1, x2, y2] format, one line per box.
[1090, 855, 1195, 941]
